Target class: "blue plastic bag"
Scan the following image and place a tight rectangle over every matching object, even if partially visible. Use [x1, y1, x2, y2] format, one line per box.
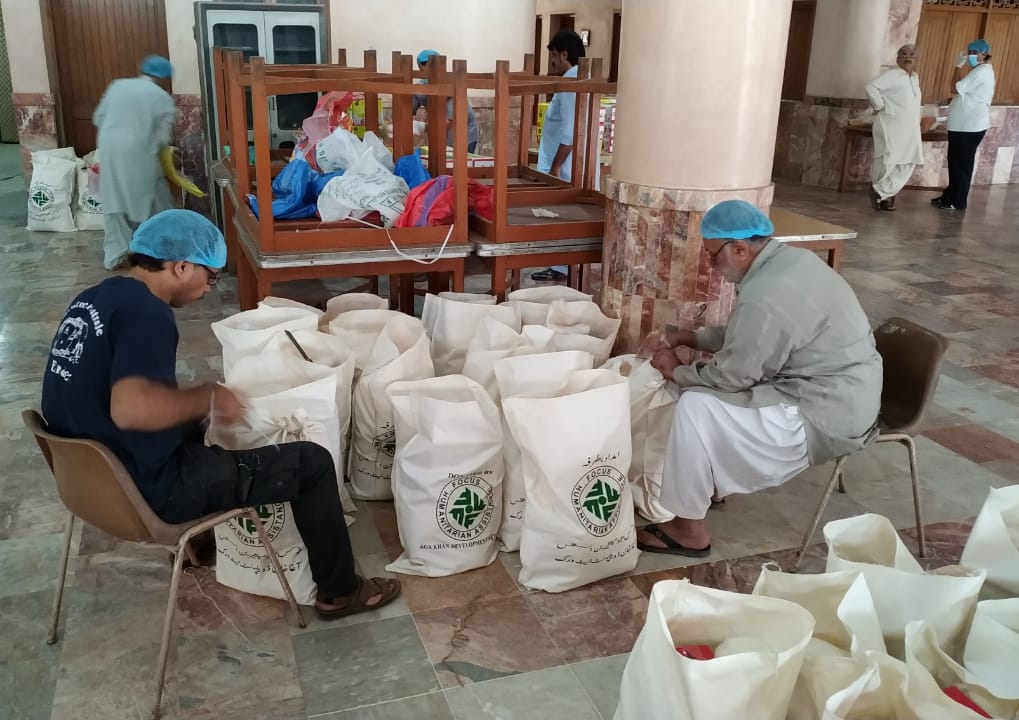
[394, 149, 431, 190]
[248, 158, 319, 219]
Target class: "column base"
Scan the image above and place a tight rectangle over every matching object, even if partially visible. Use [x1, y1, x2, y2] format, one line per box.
[601, 178, 774, 354]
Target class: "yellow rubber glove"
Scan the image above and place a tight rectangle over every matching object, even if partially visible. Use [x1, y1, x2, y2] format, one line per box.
[160, 146, 207, 198]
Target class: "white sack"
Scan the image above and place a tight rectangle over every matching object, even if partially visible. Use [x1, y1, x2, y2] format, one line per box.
[28, 149, 77, 233]
[326, 308, 405, 372]
[505, 286, 592, 325]
[614, 579, 815, 720]
[73, 153, 104, 231]
[546, 299, 621, 366]
[824, 514, 985, 659]
[385, 375, 504, 576]
[321, 292, 389, 329]
[257, 296, 324, 318]
[503, 368, 637, 591]
[492, 350, 594, 552]
[211, 306, 319, 377]
[601, 354, 678, 523]
[348, 313, 434, 500]
[960, 484, 1019, 599]
[420, 293, 520, 376]
[461, 319, 554, 402]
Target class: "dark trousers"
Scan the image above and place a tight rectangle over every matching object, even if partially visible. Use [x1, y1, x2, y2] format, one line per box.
[160, 440, 358, 599]
[940, 130, 986, 209]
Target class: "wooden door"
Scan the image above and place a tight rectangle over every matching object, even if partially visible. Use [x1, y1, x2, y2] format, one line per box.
[916, 8, 983, 104]
[782, 0, 815, 101]
[48, 0, 169, 154]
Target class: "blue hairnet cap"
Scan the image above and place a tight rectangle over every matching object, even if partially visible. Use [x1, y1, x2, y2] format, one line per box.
[130, 210, 227, 268]
[967, 39, 990, 54]
[416, 49, 439, 64]
[141, 55, 173, 79]
[700, 200, 774, 240]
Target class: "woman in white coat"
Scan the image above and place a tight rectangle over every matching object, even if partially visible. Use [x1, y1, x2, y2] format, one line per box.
[864, 45, 923, 212]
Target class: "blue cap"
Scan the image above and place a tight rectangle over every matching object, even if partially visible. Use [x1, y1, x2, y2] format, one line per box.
[700, 200, 774, 240]
[416, 49, 439, 65]
[130, 210, 226, 268]
[967, 39, 990, 54]
[141, 55, 173, 79]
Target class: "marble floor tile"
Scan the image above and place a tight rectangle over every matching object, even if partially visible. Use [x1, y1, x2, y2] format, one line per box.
[174, 565, 289, 633]
[923, 423, 1019, 464]
[0, 590, 61, 720]
[0, 533, 62, 598]
[393, 557, 522, 615]
[316, 692, 454, 719]
[180, 697, 306, 720]
[414, 595, 565, 688]
[524, 577, 648, 663]
[570, 654, 630, 720]
[444, 666, 601, 720]
[292, 615, 440, 715]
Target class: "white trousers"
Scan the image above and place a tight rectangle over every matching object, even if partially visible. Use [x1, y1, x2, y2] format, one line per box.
[103, 212, 139, 269]
[659, 392, 810, 520]
[872, 155, 917, 201]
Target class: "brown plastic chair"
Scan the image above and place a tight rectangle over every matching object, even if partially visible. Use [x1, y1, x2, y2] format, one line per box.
[23, 409, 307, 720]
[793, 318, 949, 570]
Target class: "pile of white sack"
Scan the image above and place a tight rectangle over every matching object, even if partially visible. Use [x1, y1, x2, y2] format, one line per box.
[27, 147, 103, 232]
[616, 487, 1019, 720]
[205, 287, 694, 600]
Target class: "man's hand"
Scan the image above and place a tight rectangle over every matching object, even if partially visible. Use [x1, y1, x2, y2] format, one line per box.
[210, 384, 246, 426]
[650, 348, 682, 379]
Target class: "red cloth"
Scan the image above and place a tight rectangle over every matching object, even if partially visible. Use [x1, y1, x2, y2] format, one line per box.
[395, 176, 494, 228]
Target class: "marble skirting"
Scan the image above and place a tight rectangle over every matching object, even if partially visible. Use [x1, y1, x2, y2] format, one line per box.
[600, 179, 774, 354]
[173, 94, 211, 215]
[775, 99, 1019, 190]
[13, 93, 59, 188]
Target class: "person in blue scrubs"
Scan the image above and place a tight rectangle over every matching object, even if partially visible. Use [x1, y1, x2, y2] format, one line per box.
[531, 30, 585, 283]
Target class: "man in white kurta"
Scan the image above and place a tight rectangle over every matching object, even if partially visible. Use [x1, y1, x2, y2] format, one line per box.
[864, 45, 923, 211]
[636, 200, 882, 556]
[93, 55, 177, 269]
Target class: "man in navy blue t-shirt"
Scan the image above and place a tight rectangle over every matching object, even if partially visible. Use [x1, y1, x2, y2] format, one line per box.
[41, 209, 399, 619]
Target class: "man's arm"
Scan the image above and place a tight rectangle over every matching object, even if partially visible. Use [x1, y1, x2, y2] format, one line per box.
[110, 378, 242, 431]
[550, 142, 574, 176]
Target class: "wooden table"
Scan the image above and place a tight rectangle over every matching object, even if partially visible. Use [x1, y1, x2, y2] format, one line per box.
[769, 207, 856, 271]
[839, 124, 948, 192]
[473, 235, 603, 301]
[233, 217, 472, 312]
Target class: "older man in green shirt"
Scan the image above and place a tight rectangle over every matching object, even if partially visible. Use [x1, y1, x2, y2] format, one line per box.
[639, 200, 882, 556]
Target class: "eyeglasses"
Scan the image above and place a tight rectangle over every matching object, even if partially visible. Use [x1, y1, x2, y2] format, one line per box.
[201, 265, 220, 286]
[704, 242, 732, 263]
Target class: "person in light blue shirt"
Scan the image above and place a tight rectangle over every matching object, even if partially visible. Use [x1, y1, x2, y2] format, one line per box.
[533, 30, 586, 282]
[412, 49, 479, 153]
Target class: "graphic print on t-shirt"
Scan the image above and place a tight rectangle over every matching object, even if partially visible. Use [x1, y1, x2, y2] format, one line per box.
[49, 300, 105, 381]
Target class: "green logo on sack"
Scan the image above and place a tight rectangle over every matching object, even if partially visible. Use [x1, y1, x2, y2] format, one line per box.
[436, 474, 495, 541]
[230, 503, 287, 546]
[572, 466, 625, 536]
[30, 187, 53, 209]
[372, 425, 396, 457]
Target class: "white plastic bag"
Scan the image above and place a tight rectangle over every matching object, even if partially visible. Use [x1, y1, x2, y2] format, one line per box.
[906, 604, 1019, 720]
[28, 148, 78, 232]
[211, 306, 320, 377]
[317, 151, 409, 227]
[546, 300, 622, 366]
[824, 514, 985, 659]
[210, 353, 344, 605]
[73, 151, 103, 231]
[505, 286, 593, 325]
[960, 484, 1019, 599]
[502, 368, 637, 591]
[420, 293, 520, 376]
[349, 314, 434, 500]
[493, 350, 594, 552]
[614, 579, 815, 720]
[601, 354, 678, 523]
[362, 130, 394, 172]
[385, 375, 503, 577]
[315, 126, 364, 172]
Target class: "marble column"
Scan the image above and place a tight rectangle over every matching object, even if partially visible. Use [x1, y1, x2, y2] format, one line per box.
[603, 0, 791, 352]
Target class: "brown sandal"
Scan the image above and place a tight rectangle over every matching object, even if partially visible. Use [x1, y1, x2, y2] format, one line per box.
[315, 576, 402, 620]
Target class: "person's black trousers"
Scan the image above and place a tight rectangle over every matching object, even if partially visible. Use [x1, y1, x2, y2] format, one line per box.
[939, 130, 986, 209]
[160, 441, 358, 599]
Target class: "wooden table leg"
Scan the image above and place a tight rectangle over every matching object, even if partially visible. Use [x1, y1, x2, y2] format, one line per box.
[828, 242, 843, 272]
[839, 133, 852, 193]
[491, 257, 508, 301]
[368, 276, 380, 295]
[237, 250, 257, 310]
[399, 273, 416, 314]
[254, 268, 273, 307]
[222, 196, 238, 274]
[451, 261, 465, 292]
[509, 269, 521, 292]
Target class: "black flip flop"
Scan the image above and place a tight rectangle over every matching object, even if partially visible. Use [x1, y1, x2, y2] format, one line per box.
[637, 524, 711, 558]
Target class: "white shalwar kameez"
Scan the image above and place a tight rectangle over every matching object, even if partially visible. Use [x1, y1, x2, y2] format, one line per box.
[659, 392, 809, 519]
[864, 68, 924, 201]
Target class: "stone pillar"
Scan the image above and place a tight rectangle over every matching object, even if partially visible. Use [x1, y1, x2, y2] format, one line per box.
[603, 0, 791, 352]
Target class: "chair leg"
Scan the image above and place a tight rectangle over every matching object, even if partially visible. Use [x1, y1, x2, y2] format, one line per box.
[837, 472, 847, 494]
[151, 539, 189, 720]
[47, 511, 75, 645]
[247, 509, 307, 629]
[903, 436, 927, 558]
[183, 542, 201, 568]
[793, 457, 845, 572]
